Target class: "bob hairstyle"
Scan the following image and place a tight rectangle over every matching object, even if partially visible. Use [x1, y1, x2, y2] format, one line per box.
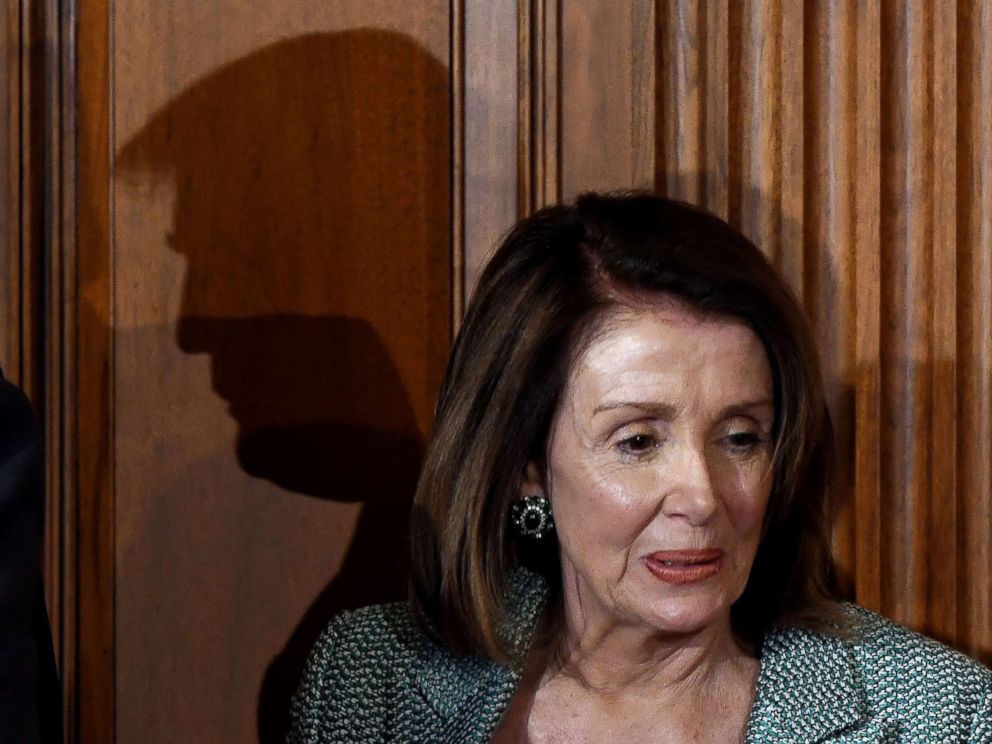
[410, 192, 841, 662]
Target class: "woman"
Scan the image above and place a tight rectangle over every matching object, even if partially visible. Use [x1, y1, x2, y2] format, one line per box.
[290, 193, 991, 742]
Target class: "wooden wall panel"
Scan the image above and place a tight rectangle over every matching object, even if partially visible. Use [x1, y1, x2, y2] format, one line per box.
[457, 0, 518, 312]
[464, 0, 992, 665]
[70, 3, 452, 742]
[560, 0, 655, 196]
[76, 0, 114, 739]
[958, 0, 992, 663]
[454, 0, 564, 312]
[1, 0, 16, 372]
[0, 0, 44, 400]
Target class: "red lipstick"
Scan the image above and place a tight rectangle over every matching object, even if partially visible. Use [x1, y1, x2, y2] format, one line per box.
[642, 549, 724, 585]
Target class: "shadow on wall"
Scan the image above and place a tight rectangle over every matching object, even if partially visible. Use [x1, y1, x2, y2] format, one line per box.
[118, 30, 450, 742]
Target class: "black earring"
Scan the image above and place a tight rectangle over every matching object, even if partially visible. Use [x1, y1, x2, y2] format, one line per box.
[510, 495, 555, 539]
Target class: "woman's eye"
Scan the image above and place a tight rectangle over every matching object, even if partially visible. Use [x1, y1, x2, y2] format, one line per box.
[618, 433, 657, 454]
[724, 431, 763, 451]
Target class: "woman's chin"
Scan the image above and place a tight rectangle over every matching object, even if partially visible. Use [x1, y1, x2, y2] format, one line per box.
[634, 593, 734, 638]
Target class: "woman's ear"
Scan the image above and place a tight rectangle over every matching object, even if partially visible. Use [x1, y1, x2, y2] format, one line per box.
[520, 460, 545, 497]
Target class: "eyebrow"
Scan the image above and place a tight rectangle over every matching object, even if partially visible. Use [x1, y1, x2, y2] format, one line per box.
[592, 401, 677, 419]
[592, 399, 774, 420]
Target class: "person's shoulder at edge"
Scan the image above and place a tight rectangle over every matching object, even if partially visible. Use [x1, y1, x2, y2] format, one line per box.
[287, 569, 547, 743]
[288, 602, 420, 742]
[760, 602, 991, 740]
[846, 602, 991, 698]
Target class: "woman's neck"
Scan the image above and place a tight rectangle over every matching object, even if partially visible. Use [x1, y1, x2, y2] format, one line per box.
[545, 610, 753, 699]
[491, 611, 760, 743]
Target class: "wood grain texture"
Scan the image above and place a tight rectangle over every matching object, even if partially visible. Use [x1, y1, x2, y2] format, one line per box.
[459, 0, 564, 308]
[1, 0, 16, 374]
[111, 9, 451, 742]
[76, 0, 114, 738]
[58, 3, 455, 741]
[46, 0, 74, 670]
[853, 0, 883, 613]
[561, 0, 645, 196]
[4, 0, 77, 737]
[14, 1, 992, 738]
[517, 0, 561, 213]
[461, 0, 518, 305]
[958, 0, 992, 663]
[1, 0, 45, 401]
[40, 0, 76, 734]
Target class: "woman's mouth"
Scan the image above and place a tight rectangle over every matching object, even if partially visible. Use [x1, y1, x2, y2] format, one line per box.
[642, 549, 724, 585]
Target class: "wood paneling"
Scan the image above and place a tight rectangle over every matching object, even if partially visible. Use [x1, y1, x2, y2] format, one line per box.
[561, 0, 656, 196]
[3, 1, 78, 739]
[76, 0, 114, 739]
[1, 0, 44, 400]
[456, 0, 519, 312]
[6, 0, 990, 739]
[454, 0, 565, 310]
[958, 0, 992, 662]
[69, 3, 452, 742]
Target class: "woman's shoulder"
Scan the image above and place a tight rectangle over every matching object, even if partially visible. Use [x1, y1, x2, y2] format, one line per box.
[306, 601, 425, 664]
[289, 602, 429, 742]
[289, 602, 515, 743]
[293, 602, 430, 702]
[843, 603, 992, 689]
[754, 604, 991, 741]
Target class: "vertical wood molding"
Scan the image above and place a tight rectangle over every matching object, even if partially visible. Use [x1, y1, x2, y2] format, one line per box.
[958, 0, 992, 662]
[41, 0, 75, 731]
[561, 0, 649, 196]
[458, 0, 563, 316]
[458, 0, 519, 308]
[1, 0, 18, 376]
[629, 0, 655, 190]
[451, 0, 465, 326]
[853, 0, 883, 613]
[804, 0, 857, 594]
[75, 0, 115, 737]
[518, 0, 561, 213]
[928, 0, 958, 644]
[1, 0, 44, 400]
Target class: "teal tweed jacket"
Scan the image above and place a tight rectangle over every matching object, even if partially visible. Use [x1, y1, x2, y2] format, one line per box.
[289, 571, 992, 743]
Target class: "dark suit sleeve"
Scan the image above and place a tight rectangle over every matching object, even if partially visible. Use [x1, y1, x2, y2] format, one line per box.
[0, 371, 57, 743]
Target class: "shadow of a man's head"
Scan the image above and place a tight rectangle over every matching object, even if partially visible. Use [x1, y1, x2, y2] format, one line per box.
[117, 30, 451, 500]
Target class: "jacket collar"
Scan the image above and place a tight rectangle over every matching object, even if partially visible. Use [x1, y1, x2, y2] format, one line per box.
[746, 620, 879, 742]
[410, 573, 882, 742]
[408, 569, 548, 734]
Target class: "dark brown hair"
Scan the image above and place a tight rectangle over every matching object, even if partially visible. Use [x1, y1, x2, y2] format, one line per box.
[409, 192, 841, 661]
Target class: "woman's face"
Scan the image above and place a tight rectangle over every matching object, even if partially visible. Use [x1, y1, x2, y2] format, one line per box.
[539, 301, 774, 639]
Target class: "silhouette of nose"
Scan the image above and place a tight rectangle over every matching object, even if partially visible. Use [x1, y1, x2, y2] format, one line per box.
[177, 315, 216, 354]
[661, 444, 718, 525]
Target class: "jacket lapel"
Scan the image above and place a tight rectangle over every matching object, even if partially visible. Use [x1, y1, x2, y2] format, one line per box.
[747, 623, 889, 742]
[407, 570, 549, 741]
[408, 574, 900, 742]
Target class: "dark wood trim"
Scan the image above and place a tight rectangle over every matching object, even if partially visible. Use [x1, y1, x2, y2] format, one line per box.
[74, 0, 114, 738]
[3, 0, 85, 736]
[1, 0, 22, 379]
[456, 0, 561, 320]
[450, 0, 466, 327]
[517, 0, 561, 213]
[458, 0, 519, 310]
[46, 0, 79, 738]
[1, 0, 45, 400]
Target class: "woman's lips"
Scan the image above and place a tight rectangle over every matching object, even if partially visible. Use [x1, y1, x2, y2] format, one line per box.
[642, 549, 724, 585]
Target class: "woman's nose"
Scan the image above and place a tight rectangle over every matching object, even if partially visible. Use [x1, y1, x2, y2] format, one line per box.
[660, 444, 718, 525]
